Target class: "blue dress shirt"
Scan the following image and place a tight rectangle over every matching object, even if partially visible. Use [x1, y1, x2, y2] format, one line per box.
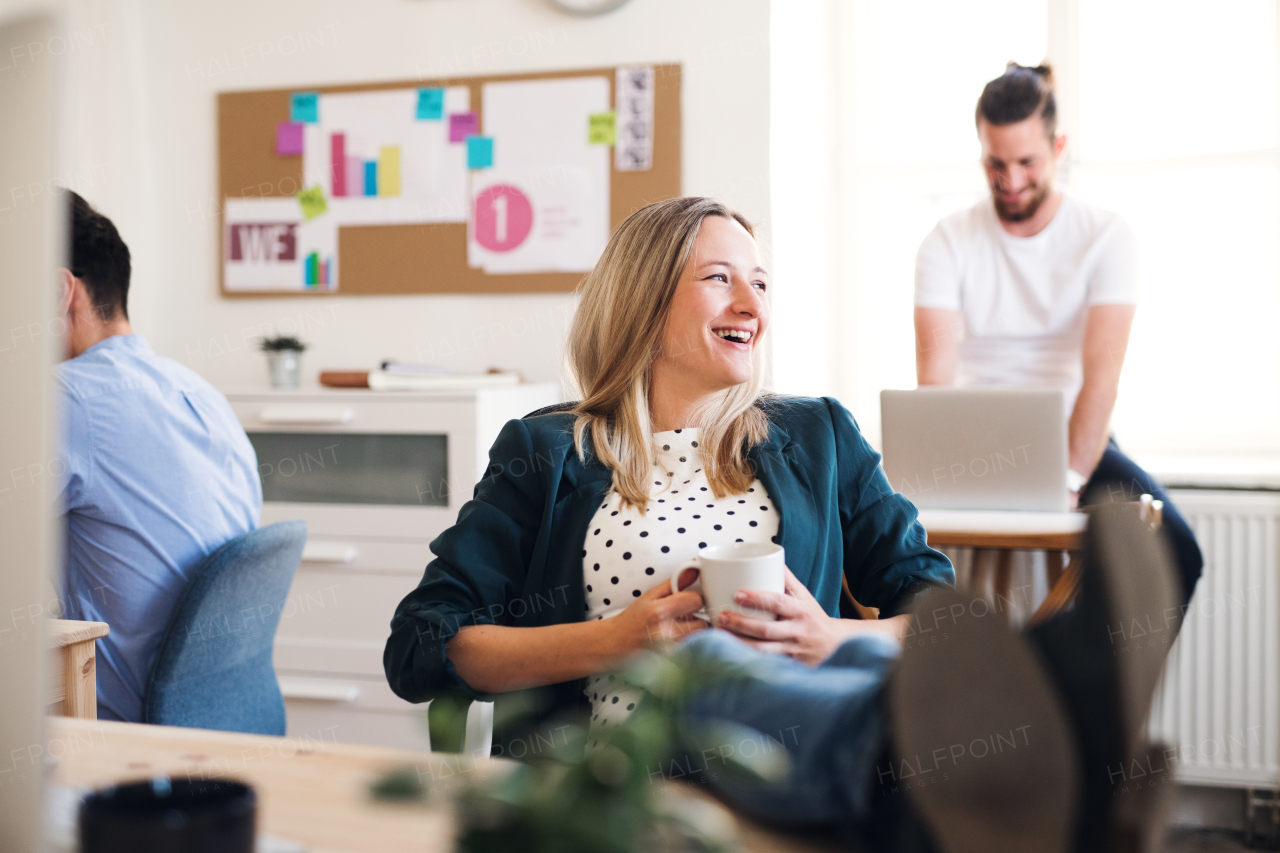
[56, 334, 261, 722]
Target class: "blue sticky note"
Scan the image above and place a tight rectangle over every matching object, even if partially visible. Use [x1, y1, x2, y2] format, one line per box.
[467, 136, 493, 169]
[364, 161, 378, 196]
[416, 88, 445, 120]
[290, 91, 319, 123]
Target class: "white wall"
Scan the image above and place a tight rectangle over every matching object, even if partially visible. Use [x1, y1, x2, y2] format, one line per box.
[0, 7, 64, 849]
[62, 0, 771, 392]
[768, 0, 840, 399]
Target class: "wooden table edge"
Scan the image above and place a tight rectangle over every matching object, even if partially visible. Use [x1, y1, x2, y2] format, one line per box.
[49, 619, 110, 647]
[926, 531, 1083, 550]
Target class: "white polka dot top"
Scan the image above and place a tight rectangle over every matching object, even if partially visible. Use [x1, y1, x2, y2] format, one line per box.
[581, 427, 780, 740]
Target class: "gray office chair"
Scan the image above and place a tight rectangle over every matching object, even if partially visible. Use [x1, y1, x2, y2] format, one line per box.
[142, 520, 307, 734]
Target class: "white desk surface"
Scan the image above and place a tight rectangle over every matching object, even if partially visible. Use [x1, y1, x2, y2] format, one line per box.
[917, 508, 1087, 535]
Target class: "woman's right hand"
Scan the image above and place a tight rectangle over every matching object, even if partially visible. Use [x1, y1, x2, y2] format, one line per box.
[605, 568, 708, 658]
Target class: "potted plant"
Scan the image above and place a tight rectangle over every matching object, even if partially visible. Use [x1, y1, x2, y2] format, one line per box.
[370, 649, 783, 853]
[259, 335, 307, 389]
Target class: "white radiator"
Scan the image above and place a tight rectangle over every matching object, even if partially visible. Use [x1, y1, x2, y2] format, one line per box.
[1150, 489, 1280, 788]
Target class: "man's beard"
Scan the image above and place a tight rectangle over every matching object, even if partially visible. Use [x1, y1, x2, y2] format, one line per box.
[993, 181, 1051, 223]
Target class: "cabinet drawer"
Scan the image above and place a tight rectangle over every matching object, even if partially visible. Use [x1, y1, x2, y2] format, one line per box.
[285, 703, 434, 753]
[278, 672, 424, 713]
[278, 674, 432, 752]
[274, 568, 423, 677]
[274, 637, 384, 677]
[297, 537, 432, 575]
[230, 399, 474, 435]
[262, 503, 455, 541]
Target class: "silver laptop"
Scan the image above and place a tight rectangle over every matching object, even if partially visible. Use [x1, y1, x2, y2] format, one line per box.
[880, 388, 1068, 512]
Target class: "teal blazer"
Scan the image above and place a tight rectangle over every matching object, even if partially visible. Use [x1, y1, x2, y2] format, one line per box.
[384, 396, 953, 747]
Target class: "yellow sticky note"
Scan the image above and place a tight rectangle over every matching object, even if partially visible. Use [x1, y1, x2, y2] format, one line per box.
[588, 111, 616, 145]
[297, 184, 327, 220]
[379, 146, 401, 197]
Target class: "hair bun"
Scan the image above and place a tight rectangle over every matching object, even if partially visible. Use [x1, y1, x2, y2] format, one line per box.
[1004, 60, 1055, 90]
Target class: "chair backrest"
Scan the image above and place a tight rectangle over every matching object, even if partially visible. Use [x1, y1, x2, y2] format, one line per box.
[143, 520, 307, 734]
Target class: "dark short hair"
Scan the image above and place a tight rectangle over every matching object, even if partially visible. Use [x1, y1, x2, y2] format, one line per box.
[67, 191, 130, 321]
[976, 61, 1057, 138]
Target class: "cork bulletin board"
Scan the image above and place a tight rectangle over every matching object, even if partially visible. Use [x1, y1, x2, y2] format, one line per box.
[217, 63, 681, 297]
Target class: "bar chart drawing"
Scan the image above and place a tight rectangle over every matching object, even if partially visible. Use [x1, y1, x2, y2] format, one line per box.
[304, 87, 470, 216]
[304, 251, 332, 288]
[329, 133, 403, 199]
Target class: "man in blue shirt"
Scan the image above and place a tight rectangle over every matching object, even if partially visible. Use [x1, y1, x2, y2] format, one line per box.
[56, 192, 261, 722]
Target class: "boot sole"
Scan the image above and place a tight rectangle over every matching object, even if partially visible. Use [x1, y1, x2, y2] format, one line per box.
[890, 585, 1080, 853]
[1085, 503, 1182, 759]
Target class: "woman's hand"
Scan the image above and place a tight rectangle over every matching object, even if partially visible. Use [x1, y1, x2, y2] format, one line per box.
[718, 567, 908, 667]
[604, 568, 708, 659]
[447, 570, 708, 692]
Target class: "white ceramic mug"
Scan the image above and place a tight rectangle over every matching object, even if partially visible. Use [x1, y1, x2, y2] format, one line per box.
[670, 541, 786, 623]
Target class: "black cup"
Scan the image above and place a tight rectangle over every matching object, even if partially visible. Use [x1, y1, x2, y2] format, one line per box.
[80, 776, 256, 853]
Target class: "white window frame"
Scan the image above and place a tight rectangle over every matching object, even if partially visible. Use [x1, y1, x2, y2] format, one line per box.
[814, 0, 1280, 457]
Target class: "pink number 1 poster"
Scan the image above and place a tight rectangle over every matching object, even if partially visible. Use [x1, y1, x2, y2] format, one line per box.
[467, 76, 610, 275]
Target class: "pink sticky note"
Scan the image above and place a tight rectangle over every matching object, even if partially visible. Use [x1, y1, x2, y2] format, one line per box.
[449, 111, 478, 143]
[276, 121, 304, 156]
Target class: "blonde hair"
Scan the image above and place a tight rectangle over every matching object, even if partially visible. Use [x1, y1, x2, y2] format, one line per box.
[565, 197, 771, 511]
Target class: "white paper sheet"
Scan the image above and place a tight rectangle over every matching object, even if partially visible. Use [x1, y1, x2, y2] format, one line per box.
[224, 198, 340, 292]
[615, 65, 655, 171]
[467, 76, 610, 274]
[302, 87, 471, 225]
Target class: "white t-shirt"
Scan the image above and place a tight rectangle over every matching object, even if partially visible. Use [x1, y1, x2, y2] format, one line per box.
[580, 427, 779, 745]
[914, 192, 1138, 405]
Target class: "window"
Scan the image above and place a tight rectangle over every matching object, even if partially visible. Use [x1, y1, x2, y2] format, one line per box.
[835, 0, 1280, 455]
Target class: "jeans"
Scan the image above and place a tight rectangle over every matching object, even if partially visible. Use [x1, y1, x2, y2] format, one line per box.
[1081, 439, 1204, 603]
[672, 629, 900, 829]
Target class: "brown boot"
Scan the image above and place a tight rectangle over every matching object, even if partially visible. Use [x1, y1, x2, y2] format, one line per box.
[890, 584, 1080, 853]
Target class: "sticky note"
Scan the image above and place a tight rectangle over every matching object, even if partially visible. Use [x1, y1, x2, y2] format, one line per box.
[467, 136, 493, 169]
[276, 121, 304, 155]
[379, 146, 401, 196]
[290, 91, 319, 123]
[416, 88, 445, 120]
[297, 184, 327, 220]
[363, 161, 377, 196]
[449, 111, 478, 143]
[588, 111, 616, 145]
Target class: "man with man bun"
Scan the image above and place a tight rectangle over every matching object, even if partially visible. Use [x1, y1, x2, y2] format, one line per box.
[913, 62, 1202, 600]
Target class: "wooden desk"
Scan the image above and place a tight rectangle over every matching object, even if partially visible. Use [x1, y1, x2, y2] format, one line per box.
[48, 620, 109, 719]
[917, 509, 1086, 551]
[917, 510, 1087, 624]
[49, 718, 840, 853]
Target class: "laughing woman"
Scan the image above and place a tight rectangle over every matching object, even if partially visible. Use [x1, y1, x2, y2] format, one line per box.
[384, 197, 953, 751]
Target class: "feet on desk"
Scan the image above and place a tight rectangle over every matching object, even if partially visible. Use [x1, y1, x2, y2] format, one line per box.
[888, 502, 1181, 853]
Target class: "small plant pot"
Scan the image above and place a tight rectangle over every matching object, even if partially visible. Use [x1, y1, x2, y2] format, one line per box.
[266, 350, 303, 389]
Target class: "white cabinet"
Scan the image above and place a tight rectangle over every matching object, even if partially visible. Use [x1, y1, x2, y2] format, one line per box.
[225, 383, 561, 750]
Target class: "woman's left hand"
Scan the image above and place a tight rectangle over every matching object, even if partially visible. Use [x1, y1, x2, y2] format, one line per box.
[717, 567, 855, 666]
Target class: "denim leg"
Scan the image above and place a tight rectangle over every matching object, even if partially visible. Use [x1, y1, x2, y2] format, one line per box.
[672, 629, 900, 827]
[1081, 440, 1204, 603]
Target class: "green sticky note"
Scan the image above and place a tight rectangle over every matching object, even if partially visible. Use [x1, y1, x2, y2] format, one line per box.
[297, 184, 327, 220]
[588, 110, 616, 145]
